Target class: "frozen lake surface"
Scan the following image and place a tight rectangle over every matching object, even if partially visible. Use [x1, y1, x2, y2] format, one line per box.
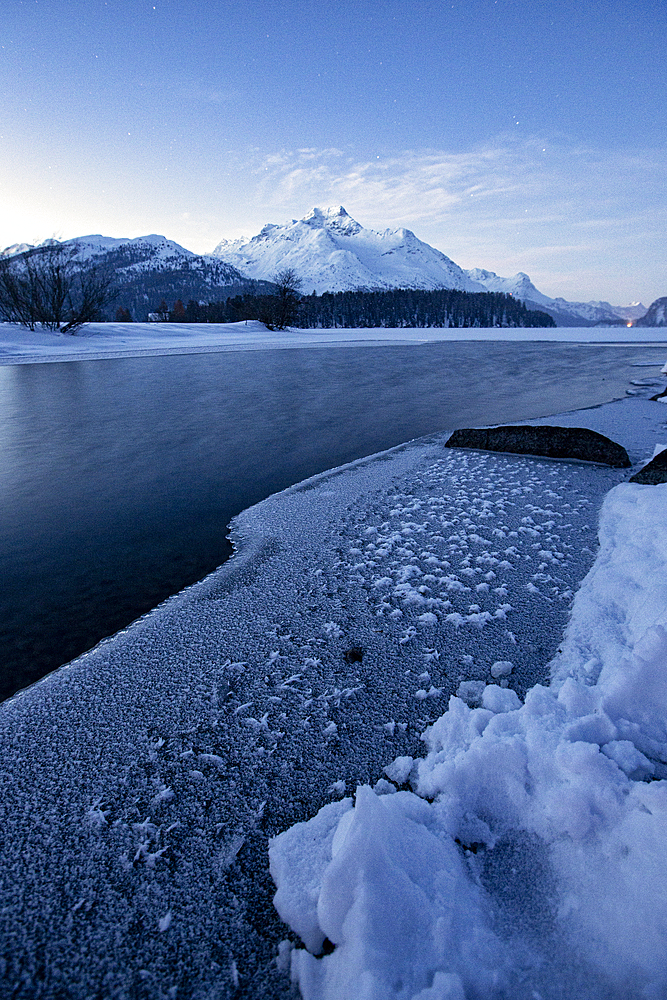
[1, 378, 667, 998]
[2, 338, 665, 700]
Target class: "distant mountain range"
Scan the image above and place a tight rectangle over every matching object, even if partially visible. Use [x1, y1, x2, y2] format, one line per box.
[1, 208, 656, 326]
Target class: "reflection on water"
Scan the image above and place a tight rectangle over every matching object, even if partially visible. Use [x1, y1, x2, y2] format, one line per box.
[0, 341, 663, 700]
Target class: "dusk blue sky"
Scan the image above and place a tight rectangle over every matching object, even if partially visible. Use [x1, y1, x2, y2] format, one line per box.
[1, 0, 666, 303]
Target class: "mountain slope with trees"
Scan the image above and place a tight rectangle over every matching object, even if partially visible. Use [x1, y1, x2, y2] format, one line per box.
[1, 236, 275, 323]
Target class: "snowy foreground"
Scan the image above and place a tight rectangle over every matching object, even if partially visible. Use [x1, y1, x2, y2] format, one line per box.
[1, 389, 667, 998]
[272, 475, 667, 998]
[1, 320, 667, 365]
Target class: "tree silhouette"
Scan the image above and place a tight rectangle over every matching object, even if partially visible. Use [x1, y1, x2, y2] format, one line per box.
[256, 268, 303, 330]
[0, 243, 117, 333]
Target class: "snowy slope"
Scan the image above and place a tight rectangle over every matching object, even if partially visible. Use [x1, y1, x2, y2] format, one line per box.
[465, 268, 551, 306]
[63, 233, 245, 279]
[636, 296, 667, 327]
[0, 234, 267, 319]
[211, 206, 486, 295]
[2, 233, 249, 285]
[66, 233, 199, 266]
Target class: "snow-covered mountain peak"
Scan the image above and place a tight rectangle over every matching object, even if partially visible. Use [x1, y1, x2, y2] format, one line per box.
[210, 208, 483, 294]
[465, 268, 551, 306]
[65, 234, 198, 261]
[0, 242, 34, 258]
[302, 206, 362, 236]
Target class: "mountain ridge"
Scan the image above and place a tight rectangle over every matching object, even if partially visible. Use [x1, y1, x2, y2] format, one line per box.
[1, 209, 652, 326]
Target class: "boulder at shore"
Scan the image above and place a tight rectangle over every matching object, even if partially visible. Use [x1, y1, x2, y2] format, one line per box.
[445, 425, 631, 467]
[629, 449, 667, 484]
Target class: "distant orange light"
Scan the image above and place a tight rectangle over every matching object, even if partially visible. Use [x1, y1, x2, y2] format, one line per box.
[627, 322, 632, 327]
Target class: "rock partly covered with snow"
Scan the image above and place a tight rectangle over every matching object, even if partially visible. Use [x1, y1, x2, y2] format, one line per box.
[445, 424, 631, 467]
[629, 448, 667, 484]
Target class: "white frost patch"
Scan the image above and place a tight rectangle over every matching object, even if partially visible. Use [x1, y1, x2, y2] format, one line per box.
[271, 483, 667, 999]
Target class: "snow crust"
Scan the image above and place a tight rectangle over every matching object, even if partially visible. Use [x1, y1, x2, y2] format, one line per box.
[271, 407, 667, 999]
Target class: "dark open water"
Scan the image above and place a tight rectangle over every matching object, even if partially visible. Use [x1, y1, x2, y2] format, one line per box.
[1, 340, 664, 701]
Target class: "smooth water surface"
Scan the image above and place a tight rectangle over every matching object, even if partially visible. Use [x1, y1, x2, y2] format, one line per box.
[0, 340, 664, 700]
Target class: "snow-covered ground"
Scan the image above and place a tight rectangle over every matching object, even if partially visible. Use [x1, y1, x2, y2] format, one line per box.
[0, 376, 666, 997]
[1, 320, 667, 366]
[272, 398, 667, 1000]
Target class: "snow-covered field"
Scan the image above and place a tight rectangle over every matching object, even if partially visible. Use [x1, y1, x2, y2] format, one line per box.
[1, 320, 667, 366]
[0, 373, 666, 997]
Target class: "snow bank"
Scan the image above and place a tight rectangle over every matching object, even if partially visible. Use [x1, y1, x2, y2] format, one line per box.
[270, 482, 667, 999]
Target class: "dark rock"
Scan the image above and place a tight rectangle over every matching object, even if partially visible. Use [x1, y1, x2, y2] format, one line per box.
[445, 425, 631, 468]
[343, 647, 364, 664]
[650, 387, 667, 401]
[629, 450, 667, 484]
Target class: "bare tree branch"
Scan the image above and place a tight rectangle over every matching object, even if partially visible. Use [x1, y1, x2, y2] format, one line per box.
[0, 244, 118, 334]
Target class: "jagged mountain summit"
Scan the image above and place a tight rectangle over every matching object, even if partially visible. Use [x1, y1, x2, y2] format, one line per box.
[211, 206, 485, 295]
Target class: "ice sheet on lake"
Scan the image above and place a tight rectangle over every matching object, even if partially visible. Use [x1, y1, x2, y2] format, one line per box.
[1, 396, 666, 998]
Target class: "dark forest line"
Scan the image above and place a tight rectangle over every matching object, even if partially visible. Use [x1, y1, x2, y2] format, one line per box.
[119, 287, 556, 328]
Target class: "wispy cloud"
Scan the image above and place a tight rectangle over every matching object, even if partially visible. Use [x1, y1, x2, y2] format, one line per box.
[235, 139, 666, 302]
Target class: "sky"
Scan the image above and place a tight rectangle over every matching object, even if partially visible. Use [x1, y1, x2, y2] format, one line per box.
[1, 0, 666, 305]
